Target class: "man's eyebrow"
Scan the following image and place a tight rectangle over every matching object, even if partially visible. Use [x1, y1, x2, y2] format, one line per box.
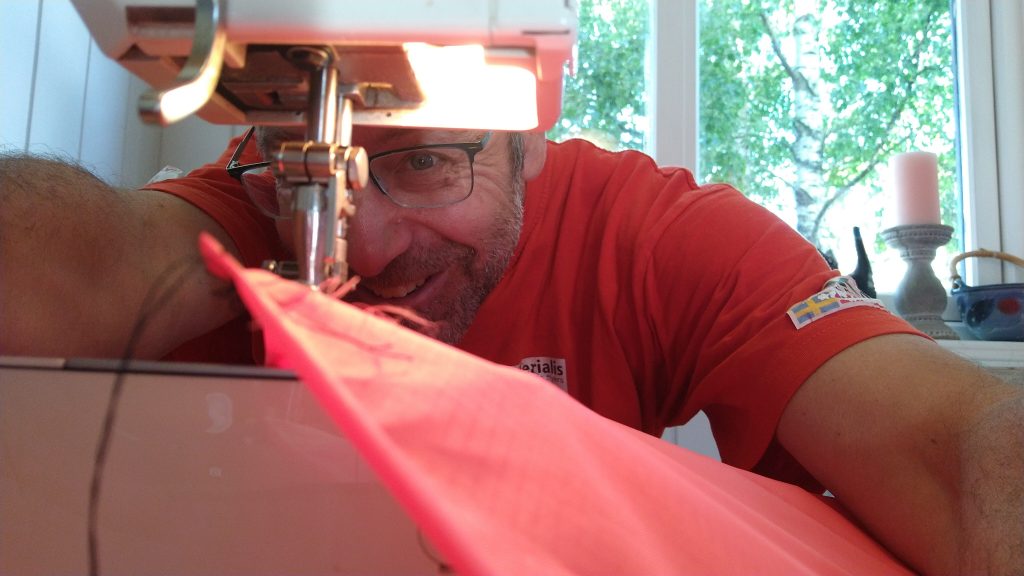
[370, 129, 485, 149]
[259, 127, 484, 156]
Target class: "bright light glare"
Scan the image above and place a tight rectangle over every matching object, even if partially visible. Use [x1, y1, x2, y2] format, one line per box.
[393, 43, 539, 130]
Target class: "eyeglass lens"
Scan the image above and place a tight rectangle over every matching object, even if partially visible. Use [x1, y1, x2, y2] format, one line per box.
[236, 140, 483, 218]
[369, 147, 475, 208]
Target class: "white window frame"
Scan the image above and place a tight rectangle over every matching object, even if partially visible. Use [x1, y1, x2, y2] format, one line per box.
[650, 0, 1023, 288]
[958, 0, 1024, 286]
[649, 0, 698, 170]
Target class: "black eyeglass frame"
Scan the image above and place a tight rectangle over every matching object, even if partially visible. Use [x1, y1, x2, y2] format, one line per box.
[225, 127, 494, 210]
[225, 126, 269, 179]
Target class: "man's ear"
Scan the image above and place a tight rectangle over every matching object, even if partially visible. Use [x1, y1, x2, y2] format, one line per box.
[520, 132, 547, 181]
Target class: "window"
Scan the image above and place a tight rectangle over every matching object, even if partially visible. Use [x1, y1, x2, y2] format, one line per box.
[698, 0, 956, 294]
[556, 0, 1023, 297]
[548, 0, 652, 151]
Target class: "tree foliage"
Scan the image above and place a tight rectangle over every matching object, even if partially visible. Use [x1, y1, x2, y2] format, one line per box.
[546, 0, 650, 150]
[699, 0, 956, 247]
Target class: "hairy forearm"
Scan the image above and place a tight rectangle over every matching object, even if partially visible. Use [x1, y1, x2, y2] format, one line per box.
[0, 155, 124, 351]
[958, 387, 1024, 574]
[777, 336, 1024, 575]
[0, 154, 241, 358]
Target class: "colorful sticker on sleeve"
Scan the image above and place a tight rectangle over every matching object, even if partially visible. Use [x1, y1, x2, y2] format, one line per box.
[787, 276, 888, 329]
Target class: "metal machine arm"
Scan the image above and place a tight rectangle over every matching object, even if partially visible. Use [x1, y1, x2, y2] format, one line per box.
[72, 0, 577, 290]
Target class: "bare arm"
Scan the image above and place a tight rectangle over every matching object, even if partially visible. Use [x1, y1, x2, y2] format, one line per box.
[778, 333, 1023, 575]
[0, 154, 242, 359]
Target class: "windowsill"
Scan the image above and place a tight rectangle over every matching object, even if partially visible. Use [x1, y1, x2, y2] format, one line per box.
[875, 292, 1023, 368]
[937, 336, 1024, 368]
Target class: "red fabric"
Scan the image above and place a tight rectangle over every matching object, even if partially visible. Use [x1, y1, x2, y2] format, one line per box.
[199, 233, 912, 576]
[144, 136, 924, 486]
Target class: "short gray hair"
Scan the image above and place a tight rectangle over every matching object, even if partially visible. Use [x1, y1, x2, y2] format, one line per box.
[507, 132, 525, 178]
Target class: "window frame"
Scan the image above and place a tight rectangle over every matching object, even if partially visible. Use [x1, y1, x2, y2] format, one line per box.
[960, 0, 1024, 286]
[956, 0, 1003, 286]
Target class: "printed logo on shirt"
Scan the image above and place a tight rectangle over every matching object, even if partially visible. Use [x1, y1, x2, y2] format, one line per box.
[517, 357, 568, 392]
[787, 276, 887, 329]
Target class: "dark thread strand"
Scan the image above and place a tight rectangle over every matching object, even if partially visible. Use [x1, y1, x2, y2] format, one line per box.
[86, 255, 215, 576]
[417, 529, 453, 574]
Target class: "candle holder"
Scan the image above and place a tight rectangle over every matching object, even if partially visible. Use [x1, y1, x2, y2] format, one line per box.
[881, 224, 958, 340]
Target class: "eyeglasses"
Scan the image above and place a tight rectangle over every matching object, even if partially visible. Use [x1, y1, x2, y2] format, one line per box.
[226, 127, 493, 220]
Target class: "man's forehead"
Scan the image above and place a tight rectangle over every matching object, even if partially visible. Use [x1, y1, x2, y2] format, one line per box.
[355, 126, 480, 147]
[257, 125, 482, 153]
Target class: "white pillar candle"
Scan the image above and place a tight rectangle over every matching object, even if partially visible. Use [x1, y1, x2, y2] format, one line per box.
[890, 151, 941, 226]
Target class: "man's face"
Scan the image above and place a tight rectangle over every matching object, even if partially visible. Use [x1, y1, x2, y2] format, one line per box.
[261, 126, 528, 344]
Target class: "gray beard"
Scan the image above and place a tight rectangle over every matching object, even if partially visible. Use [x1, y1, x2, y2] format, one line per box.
[343, 171, 524, 345]
[256, 126, 527, 344]
[412, 172, 524, 345]
[435, 177, 524, 344]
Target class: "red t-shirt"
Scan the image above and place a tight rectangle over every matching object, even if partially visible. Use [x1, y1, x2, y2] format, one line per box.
[147, 136, 922, 486]
[460, 139, 922, 486]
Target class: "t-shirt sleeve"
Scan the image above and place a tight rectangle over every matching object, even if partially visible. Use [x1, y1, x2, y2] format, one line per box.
[142, 134, 284, 267]
[642, 183, 925, 483]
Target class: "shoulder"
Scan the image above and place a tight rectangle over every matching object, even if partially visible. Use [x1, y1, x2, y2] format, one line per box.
[141, 135, 286, 267]
[529, 139, 719, 242]
[538, 138, 701, 195]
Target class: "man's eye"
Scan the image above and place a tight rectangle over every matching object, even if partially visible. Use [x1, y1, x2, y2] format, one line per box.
[408, 153, 436, 170]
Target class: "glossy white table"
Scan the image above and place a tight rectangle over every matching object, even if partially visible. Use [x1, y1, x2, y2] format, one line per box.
[0, 357, 441, 575]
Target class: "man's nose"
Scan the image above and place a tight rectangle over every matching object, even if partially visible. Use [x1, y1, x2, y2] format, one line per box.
[344, 185, 412, 278]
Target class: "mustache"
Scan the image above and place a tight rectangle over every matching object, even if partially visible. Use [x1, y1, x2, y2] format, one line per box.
[351, 242, 476, 288]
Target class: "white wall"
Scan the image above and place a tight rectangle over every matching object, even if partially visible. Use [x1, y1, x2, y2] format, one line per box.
[2, 0, 155, 186]
[0, 0, 240, 188]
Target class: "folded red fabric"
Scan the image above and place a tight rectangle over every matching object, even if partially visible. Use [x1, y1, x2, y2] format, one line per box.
[199, 233, 911, 576]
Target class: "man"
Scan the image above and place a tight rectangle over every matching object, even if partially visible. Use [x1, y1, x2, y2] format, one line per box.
[1, 125, 1022, 574]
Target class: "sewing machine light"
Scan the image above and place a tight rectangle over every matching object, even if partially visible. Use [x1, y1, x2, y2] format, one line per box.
[388, 43, 538, 130]
[71, 0, 576, 132]
[70, 0, 577, 286]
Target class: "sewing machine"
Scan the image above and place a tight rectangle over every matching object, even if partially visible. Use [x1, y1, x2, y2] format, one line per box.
[73, 0, 576, 287]
[0, 357, 446, 575]
[0, 2, 576, 574]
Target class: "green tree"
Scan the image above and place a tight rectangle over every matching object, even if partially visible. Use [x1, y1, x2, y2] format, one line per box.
[547, 0, 650, 150]
[699, 0, 956, 248]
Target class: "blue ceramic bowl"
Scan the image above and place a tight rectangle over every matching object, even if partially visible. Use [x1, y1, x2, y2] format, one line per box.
[951, 283, 1024, 342]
